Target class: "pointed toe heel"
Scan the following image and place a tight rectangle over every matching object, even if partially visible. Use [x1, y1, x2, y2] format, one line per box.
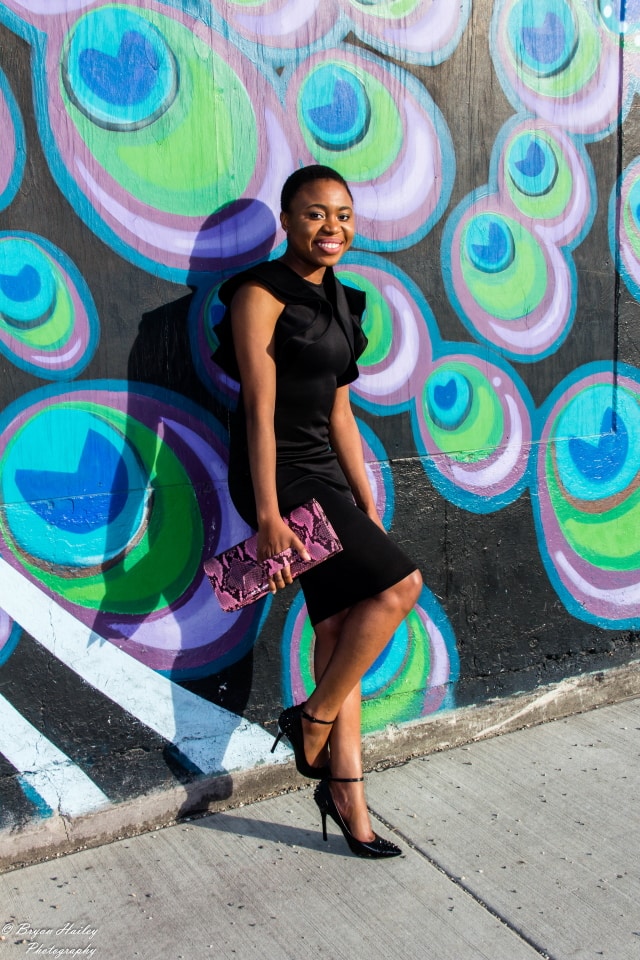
[313, 778, 402, 859]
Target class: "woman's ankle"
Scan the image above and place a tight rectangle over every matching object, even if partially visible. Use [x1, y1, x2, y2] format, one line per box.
[300, 715, 331, 766]
[302, 699, 336, 724]
[329, 780, 374, 841]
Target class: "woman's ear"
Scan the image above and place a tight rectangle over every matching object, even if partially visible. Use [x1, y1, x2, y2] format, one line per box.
[280, 211, 288, 233]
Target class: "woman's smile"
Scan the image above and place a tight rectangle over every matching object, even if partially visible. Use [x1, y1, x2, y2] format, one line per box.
[315, 238, 343, 253]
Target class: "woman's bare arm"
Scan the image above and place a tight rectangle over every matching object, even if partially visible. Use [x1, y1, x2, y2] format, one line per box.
[328, 385, 384, 530]
[230, 283, 310, 576]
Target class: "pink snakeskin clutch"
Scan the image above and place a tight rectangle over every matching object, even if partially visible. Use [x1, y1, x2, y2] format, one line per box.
[203, 498, 343, 612]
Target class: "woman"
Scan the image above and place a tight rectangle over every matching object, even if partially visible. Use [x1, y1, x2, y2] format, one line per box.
[215, 165, 423, 858]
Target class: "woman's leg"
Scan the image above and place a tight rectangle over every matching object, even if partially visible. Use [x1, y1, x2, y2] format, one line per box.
[306, 611, 346, 771]
[313, 614, 373, 840]
[305, 568, 423, 723]
[305, 568, 423, 839]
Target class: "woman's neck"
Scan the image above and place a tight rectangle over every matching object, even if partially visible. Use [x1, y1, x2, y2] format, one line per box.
[278, 251, 326, 285]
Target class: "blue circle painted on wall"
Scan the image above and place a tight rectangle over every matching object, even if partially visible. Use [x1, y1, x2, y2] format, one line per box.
[425, 369, 474, 432]
[0, 237, 57, 325]
[1, 405, 150, 568]
[62, 7, 178, 130]
[0, 233, 99, 380]
[299, 64, 371, 150]
[553, 386, 640, 500]
[507, 0, 578, 77]
[506, 132, 559, 197]
[465, 214, 516, 274]
[630, 177, 640, 234]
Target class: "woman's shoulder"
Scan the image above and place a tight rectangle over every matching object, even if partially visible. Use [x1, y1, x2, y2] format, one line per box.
[219, 260, 321, 306]
[213, 262, 321, 380]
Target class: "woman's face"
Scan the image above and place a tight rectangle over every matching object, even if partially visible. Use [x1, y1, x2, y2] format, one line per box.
[280, 179, 355, 281]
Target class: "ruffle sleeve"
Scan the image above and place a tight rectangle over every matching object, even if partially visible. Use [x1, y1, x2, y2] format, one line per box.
[325, 268, 367, 386]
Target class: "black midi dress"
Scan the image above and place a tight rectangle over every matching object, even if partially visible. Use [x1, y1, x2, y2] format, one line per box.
[214, 260, 418, 626]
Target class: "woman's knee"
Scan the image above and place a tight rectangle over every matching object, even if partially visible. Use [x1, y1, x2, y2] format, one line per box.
[314, 609, 349, 649]
[380, 569, 423, 618]
[398, 568, 423, 611]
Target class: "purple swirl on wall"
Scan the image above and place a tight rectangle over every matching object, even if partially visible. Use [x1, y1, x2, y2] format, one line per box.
[0, 68, 24, 211]
[613, 156, 640, 302]
[491, 0, 640, 140]
[285, 46, 454, 250]
[2, 1, 296, 279]
[0, 382, 264, 679]
[442, 117, 595, 362]
[412, 347, 534, 512]
[534, 362, 640, 627]
[336, 252, 434, 411]
[216, 0, 470, 64]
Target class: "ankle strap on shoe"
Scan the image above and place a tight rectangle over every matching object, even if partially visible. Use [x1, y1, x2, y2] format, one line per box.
[301, 708, 334, 725]
[329, 776, 364, 783]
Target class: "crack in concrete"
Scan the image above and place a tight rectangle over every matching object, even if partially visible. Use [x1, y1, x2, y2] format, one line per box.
[368, 805, 555, 960]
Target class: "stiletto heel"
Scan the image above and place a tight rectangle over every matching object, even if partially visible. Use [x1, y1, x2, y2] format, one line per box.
[273, 704, 334, 779]
[313, 778, 402, 859]
[320, 809, 328, 841]
[270, 730, 284, 753]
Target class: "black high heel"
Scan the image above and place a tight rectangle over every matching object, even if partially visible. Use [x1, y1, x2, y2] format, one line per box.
[314, 778, 402, 859]
[271, 704, 333, 779]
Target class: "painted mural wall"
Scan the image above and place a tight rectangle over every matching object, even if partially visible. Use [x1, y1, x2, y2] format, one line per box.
[0, 0, 639, 831]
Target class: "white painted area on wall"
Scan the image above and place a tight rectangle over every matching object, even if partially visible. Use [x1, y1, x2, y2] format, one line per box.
[0, 694, 110, 817]
[0, 557, 290, 776]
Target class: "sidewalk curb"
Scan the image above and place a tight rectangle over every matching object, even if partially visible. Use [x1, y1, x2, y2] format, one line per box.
[2, 659, 638, 873]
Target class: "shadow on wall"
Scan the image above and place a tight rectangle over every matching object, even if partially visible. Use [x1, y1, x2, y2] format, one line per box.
[100, 201, 280, 791]
[0, 190, 282, 824]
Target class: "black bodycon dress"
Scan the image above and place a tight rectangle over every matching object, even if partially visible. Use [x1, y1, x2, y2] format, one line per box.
[215, 260, 418, 626]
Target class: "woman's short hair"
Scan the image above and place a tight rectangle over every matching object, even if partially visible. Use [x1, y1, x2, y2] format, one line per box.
[280, 165, 353, 212]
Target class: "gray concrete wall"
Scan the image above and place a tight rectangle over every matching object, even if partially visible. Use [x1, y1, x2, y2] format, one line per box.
[0, 0, 639, 866]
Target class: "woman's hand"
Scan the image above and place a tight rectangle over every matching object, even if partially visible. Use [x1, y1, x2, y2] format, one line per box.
[257, 516, 311, 594]
[362, 503, 385, 532]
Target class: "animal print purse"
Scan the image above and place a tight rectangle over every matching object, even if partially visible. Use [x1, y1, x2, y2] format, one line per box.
[204, 498, 343, 612]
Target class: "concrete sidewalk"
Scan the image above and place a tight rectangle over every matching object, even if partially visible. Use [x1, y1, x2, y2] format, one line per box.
[0, 698, 638, 960]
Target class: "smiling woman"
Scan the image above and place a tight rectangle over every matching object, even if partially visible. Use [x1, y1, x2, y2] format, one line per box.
[278, 176, 355, 279]
[211, 165, 422, 859]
